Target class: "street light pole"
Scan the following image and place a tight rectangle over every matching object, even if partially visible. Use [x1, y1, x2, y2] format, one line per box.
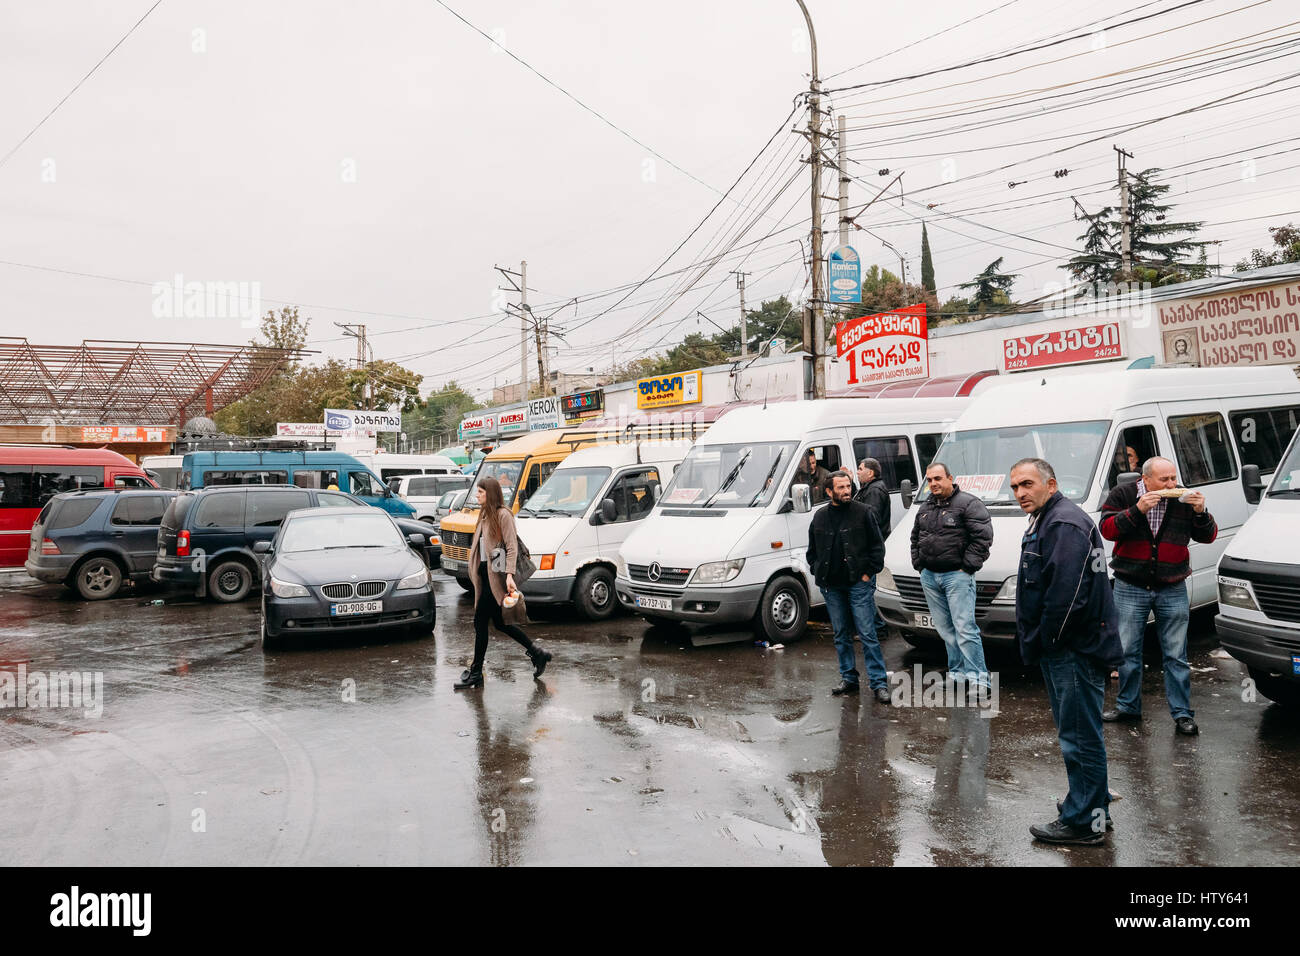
[796, 0, 826, 400]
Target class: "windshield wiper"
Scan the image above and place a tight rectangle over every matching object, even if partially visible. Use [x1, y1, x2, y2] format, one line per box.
[749, 449, 787, 507]
[1267, 488, 1300, 497]
[702, 450, 752, 508]
[323, 544, 386, 549]
[518, 507, 536, 516]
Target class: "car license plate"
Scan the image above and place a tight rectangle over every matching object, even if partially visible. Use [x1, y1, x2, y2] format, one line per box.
[1293, 655, 1300, 676]
[913, 612, 933, 628]
[331, 601, 382, 617]
[636, 596, 672, 611]
[441, 557, 460, 571]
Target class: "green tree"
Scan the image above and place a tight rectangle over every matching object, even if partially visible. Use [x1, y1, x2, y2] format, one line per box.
[1127, 167, 1208, 282]
[1066, 205, 1121, 288]
[1234, 223, 1300, 271]
[958, 257, 1019, 313]
[920, 223, 936, 293]
[345, 359, 424, 413]
[401, 381, 481, 449]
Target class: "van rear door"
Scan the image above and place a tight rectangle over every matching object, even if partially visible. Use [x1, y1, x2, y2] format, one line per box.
[0, 464, 35, 568]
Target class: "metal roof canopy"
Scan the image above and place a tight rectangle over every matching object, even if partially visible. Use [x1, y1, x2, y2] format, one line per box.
[828, 369, 999, 399]
[0, 337, 310, 425]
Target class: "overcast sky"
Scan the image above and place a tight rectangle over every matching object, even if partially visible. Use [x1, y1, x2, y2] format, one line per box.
[3, 0, 1298, 403]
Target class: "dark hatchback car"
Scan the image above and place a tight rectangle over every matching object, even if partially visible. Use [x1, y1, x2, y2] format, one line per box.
[25, 489, 178, 599]
[256, 506, 436, 650]
[151, 485, 438, 603]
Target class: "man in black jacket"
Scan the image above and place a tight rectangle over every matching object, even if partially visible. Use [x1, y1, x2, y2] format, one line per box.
[807, 472, 888, 701]
[1011, 457, 1123, 847]
[911, 463, 994, 689]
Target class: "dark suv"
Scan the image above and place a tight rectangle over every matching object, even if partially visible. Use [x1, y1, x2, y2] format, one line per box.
[151, 486, 436, 602]
[25, 489, 178, 599]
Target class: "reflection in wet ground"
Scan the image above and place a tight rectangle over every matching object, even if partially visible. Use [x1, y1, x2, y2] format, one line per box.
[0, 575, 1296, 865]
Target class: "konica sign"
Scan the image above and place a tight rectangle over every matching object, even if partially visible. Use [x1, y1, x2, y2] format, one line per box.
[323, 408, 403, 432]
[635, 370, 702, 410]
[827, 245, 862, 304]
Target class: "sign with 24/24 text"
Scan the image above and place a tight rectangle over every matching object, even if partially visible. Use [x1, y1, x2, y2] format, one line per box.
[324, 408, 402, 432]
[1003, 323, 1124, 371]
[835, 303, 928, 386]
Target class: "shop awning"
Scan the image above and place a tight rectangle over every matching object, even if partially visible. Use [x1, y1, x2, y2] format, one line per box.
[829, 369, 999, 399]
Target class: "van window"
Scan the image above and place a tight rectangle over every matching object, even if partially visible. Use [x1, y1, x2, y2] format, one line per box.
[51, 497, 103, 529]
[206, 470, 288, 486]
[193, 493, 245, 528]
[794, 445, 842, 505]
[852, 435, 917, 492]
[1104, 425, 1161, 489]
[605, 469, 661, 523]
[111, 496, 167, 526]
[517, 461, 557, 510]
[380, 467, 422, 482]
[1229, 405, 1300, 475]
[34, 468, 104, 504]
[1168, 413, 1237, 487]
[115, 475, 153, 489]
[293, 469, 339, 490]
[0, 467, 34, 508]
[247, 490, 311, 527]
[915, 433, 942, 471]
[347, 471, 377, 497]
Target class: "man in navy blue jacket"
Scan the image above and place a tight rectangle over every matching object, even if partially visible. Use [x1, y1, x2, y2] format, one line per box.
[1010, 457, 1123, 847]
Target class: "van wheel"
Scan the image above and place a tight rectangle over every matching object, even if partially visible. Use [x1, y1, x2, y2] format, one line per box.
[455, 575, 474, 592]
[209, 560, 253, 603]
[575, 566, 617, 621]
[75, 556, 124, 600]
[756, 576, 808, 643]
[1248, 667, 1300, 707]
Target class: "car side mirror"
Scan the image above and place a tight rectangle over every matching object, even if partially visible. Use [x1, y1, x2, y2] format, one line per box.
[652, 485, 662, 502]
[599, 498, 616, 523]
[792, 484, 811, 514]
[408, 533, 425, 547]
[1117, 471, 1140, 488]
[253, 540, 271, 554]
[899, 478, 915, 510]
[1242, 463, 1265, 505]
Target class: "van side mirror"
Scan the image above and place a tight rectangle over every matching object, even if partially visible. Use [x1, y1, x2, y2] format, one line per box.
[899, 478, 915, 510]
[599, 498, 617, 523]
[253, 540, 271, 554]
[792, 484, 811, 514]
[652, 484, 662, 502]
[1242, 464, 1265, 505]
[1117, 471, 1140, 488]
[408, 533, 426, 547]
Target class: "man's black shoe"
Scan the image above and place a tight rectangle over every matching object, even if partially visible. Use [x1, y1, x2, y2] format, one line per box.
[1102, 708, 1141, 723]
[872, 686, 891, 704]
[1030, 819, 1106, 846]
[1057, 800, 1113, 830]
[1174, 716, 1199, 735]
[831, 681, 860, 696]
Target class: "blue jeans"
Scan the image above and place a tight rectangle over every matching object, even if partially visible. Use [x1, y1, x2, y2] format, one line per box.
[920, 569, 989, 687]
[1040, 647, 1111, 829]
[822, 578, 888, 690]
[1113, 578, 1193, 720]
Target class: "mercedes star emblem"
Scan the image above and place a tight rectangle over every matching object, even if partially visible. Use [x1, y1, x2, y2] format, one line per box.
[648, 562, 662, 582]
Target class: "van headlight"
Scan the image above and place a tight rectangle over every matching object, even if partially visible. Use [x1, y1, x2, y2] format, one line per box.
[1217, 575, 1259, 611]
[876, 567, 898, 595]
[692, 559, 745, 585]
[397, 568, 432, 590]
[992, 577, 1018, 605]
[269, 576, 309, 598]
[615, 554, 628, 579]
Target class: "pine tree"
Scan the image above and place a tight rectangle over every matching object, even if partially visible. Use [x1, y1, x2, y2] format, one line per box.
[1127, 168, 1207, 280]
[958, 257, 1019, 313]
[920, 223, 936, 293]
[1066, 205, 1120, 288]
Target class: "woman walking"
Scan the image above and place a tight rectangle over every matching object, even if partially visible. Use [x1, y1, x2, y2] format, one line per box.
[455, 476, 551, 690]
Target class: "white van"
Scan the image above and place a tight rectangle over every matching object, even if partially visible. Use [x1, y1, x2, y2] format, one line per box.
[1215, 417, 1300, 707]
[140, 454, 184, 489]
[614, 398, 970, 642]
[875, 367, 1300, 648]
[517, 440, 694, 620]
[357, 453, 461, 488]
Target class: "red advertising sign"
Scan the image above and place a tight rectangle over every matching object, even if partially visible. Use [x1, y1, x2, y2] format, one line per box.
[836, 303, 928, 386]
[1002, 322, 1124, 371]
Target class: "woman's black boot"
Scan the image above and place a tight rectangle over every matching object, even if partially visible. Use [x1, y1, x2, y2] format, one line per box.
[527, 644, 552, 678]
[454, 667, 484, 690]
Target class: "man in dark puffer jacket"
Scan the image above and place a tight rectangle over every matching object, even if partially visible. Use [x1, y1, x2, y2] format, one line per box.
[911, 462, 994, 688]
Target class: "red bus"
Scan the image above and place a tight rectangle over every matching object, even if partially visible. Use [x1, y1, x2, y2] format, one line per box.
[0, 446, 157, 569]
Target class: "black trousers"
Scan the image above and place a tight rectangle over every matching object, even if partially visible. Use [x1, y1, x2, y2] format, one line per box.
[472, 563, 533, 669]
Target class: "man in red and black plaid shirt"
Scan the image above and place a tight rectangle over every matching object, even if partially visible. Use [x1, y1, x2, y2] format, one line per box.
[1099, 457, 1217, 736]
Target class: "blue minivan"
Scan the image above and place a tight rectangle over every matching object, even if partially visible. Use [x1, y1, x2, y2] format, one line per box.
[179, 452, 416, 517]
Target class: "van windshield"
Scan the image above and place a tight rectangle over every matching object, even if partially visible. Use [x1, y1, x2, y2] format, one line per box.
[1268, 436, 1300, 496]
[521, 466, 611, 516]
[920, 420, 1111, 506]
[467, 460, 524, 508]
[661, 442, 795, 509]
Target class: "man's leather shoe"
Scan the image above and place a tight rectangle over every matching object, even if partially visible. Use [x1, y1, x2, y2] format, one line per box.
[831, 681, 860, 696]
[873, 686, 891, 704]
[1102, 708, 1141, 723]
[1030, 819, 1105, 846]
[1174, 716, 1199, 735]
[1057, 800, 1113, 830]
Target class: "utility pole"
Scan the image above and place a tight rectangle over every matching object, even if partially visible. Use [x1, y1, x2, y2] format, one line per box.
[837, 114, 848, 247]
[797, 0, 827, 400]
[1115, 146, 1134, 279]
[494, 262, 529, 401]
[730, 270, 750, 356]
[334, 322, 369, 409]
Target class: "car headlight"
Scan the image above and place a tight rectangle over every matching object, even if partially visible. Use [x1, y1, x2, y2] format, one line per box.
[876, 566, 898, 594]
[396, 568, 432, 590]
[1217, 575, 1259, 611]
[692, 558, 745, 585]
[269, 576, 309, 598]
[615, 554, 628, 579]
[992, 576, 1017, 605]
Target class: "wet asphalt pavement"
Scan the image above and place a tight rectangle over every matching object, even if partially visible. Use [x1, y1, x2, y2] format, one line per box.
[1, 570, 1297, 867]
